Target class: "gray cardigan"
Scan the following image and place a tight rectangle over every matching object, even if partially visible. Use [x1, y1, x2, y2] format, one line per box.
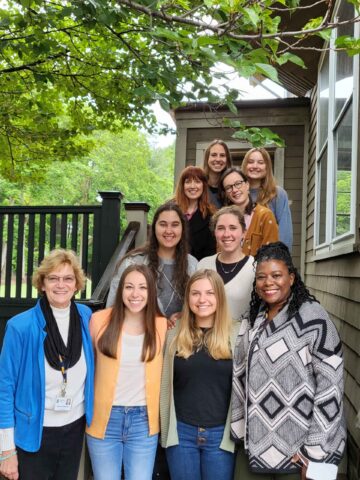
[106, 252, 198, 313]
[160, 321, 239, 453]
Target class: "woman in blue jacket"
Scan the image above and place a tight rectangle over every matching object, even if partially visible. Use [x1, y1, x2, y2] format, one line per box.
[0, 249, 94, 480]
[241, 148, 293, 251]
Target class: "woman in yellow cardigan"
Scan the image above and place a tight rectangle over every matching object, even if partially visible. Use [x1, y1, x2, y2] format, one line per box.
[86, 265, 167, 480]
[219, 167, 279, 257]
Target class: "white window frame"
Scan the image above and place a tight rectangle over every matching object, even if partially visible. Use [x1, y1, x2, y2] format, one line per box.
[314, 0, 359, 258]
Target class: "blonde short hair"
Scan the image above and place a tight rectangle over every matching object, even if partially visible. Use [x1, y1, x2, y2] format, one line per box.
[32, 249, 86, 293]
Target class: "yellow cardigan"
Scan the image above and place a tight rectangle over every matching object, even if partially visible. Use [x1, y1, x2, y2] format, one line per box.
[86, 308, 167, 439]
[242, 204, 279, 257]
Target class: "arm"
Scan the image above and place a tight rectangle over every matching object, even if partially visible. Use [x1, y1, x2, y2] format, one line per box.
[273, 187, 293, 251]
[299, 307, 346, 463]
[0, 324, 23, 480]
[260, 208, 279, 245]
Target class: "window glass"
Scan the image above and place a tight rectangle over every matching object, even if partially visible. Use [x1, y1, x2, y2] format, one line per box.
[334, 105, 352, 237]
[318, 148, 328, 245]
[319, 53, 329, 151]
[335, 2, 354, 119]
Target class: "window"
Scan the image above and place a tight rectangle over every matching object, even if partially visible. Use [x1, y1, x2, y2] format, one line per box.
[315, 0, 359, 253]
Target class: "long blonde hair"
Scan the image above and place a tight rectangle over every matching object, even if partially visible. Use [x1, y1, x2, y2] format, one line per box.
[171, 269, 232, 360]
[242, 148, 277, 206]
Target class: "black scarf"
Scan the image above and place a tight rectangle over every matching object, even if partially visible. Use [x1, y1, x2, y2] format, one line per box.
[40, 295, 82, 370]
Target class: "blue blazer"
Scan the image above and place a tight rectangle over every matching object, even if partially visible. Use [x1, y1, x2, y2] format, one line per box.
[0, 300, 94, 452]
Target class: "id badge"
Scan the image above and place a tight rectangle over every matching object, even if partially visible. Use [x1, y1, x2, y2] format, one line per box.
[54, 396, 73, 411]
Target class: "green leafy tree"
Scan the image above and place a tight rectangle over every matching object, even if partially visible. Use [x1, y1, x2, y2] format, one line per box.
[0, 0, 359, 175]
[1, 129, 175, 215]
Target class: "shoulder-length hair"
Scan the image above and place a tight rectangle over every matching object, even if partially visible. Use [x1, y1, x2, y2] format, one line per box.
[33, 248, 86, 294]
[175, 166, 215, 218]
[203, 139, 232, 177]
[171, 269, 232, 360]
[98, 264, 160, 361]
[242, 148, 277, 206]
[117, 202, 190, 301]
[219, 167, 254, 215]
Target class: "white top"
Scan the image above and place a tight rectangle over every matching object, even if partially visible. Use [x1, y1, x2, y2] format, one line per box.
[113, 332, 146, 406]
[0, 305, 87, 451]
[197, 255, 255, 321]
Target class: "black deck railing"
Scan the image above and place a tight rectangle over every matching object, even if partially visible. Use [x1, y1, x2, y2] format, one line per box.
[0, 191, 128, 346]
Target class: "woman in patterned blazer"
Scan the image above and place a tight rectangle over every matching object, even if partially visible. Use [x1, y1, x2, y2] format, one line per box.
[231, 242, 346, 480]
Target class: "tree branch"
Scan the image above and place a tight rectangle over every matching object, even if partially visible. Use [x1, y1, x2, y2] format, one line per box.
[0, 52, 66, 74]
[115, 0, 360, 41]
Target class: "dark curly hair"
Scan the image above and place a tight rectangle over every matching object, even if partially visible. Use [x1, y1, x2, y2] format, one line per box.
[249, 242, 318, 326]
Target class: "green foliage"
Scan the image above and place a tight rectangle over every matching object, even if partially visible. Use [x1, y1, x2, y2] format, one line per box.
[0, 0, 358, 177]
[223, 119, 285, 147]
[0, 129, 175, 222]
[336, 170, 351, 236]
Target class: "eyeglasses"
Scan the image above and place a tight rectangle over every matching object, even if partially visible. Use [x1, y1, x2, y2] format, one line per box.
[224, 180, 246, 193]
[45, 275, 76, 284]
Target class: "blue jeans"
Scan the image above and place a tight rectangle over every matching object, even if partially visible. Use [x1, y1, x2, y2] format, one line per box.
[166, 421, 235, 480]
[86, 406, 158, 480]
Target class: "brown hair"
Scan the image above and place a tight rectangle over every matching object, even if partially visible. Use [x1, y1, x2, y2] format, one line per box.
[210, 205, 246, 232]
[219, 167, 254, 215]
[241, 148, 277, 206]
[175, 166, 215, 218]
[32, 249, 86, 294]
[203, 139, 232, 177]
[118, 202, 189, 301]
[171, 269, 232, 360]
[98, 264, 159, 361]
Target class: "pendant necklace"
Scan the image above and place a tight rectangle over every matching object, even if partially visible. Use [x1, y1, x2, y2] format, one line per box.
[218, 254, 242, 274]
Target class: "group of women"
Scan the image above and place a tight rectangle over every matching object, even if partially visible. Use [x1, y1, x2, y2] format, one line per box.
[0, 140, 346, 480]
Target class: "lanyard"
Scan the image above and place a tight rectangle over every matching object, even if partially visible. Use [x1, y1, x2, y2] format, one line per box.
[58, 354, 68, 397]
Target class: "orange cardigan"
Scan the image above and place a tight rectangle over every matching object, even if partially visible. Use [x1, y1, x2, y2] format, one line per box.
[242, 204, 279, 257]
[86, 308, 167, 438]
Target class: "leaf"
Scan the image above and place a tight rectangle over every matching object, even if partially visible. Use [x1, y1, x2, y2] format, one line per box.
[244, 7, 259, 28]
[159, 97, 170, 112]
[254, 63, 279, 82]
[277, 52, 306, 69]
[226, 101, 238, 115]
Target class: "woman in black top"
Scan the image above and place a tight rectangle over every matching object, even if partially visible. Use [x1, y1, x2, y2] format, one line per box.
[175, 166, 216, 261]
[160, 269, 237, 480]
[203, 140, 232, 209]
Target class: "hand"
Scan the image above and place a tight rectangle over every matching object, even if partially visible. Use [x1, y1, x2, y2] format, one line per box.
[167, 312, 181, 330]
[291, 453, 308, 480]
[0, 450, 19, 480]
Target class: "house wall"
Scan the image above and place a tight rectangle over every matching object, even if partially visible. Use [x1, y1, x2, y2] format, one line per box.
[305, 86, 360, 480]
[174, 100, 309, 270]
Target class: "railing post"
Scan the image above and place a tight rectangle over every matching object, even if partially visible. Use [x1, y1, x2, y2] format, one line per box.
[124, 202, 150, 247]
[95, 191, 123, 286]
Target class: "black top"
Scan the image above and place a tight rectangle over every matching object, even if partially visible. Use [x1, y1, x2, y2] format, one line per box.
[207, 185, 223, 209]
[187, 209, 216, 261]
[216, 255, 250, 284]
[174, 346, 232, 427]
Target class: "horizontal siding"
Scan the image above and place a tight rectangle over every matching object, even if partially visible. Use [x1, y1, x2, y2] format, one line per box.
[304, 83, 360, 474]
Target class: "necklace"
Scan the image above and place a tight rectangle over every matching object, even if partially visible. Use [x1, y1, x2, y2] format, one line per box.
[218, 254, 242, 274]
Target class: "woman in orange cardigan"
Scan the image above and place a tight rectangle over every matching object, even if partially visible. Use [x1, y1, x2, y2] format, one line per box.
[86, 264, 167, 480]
